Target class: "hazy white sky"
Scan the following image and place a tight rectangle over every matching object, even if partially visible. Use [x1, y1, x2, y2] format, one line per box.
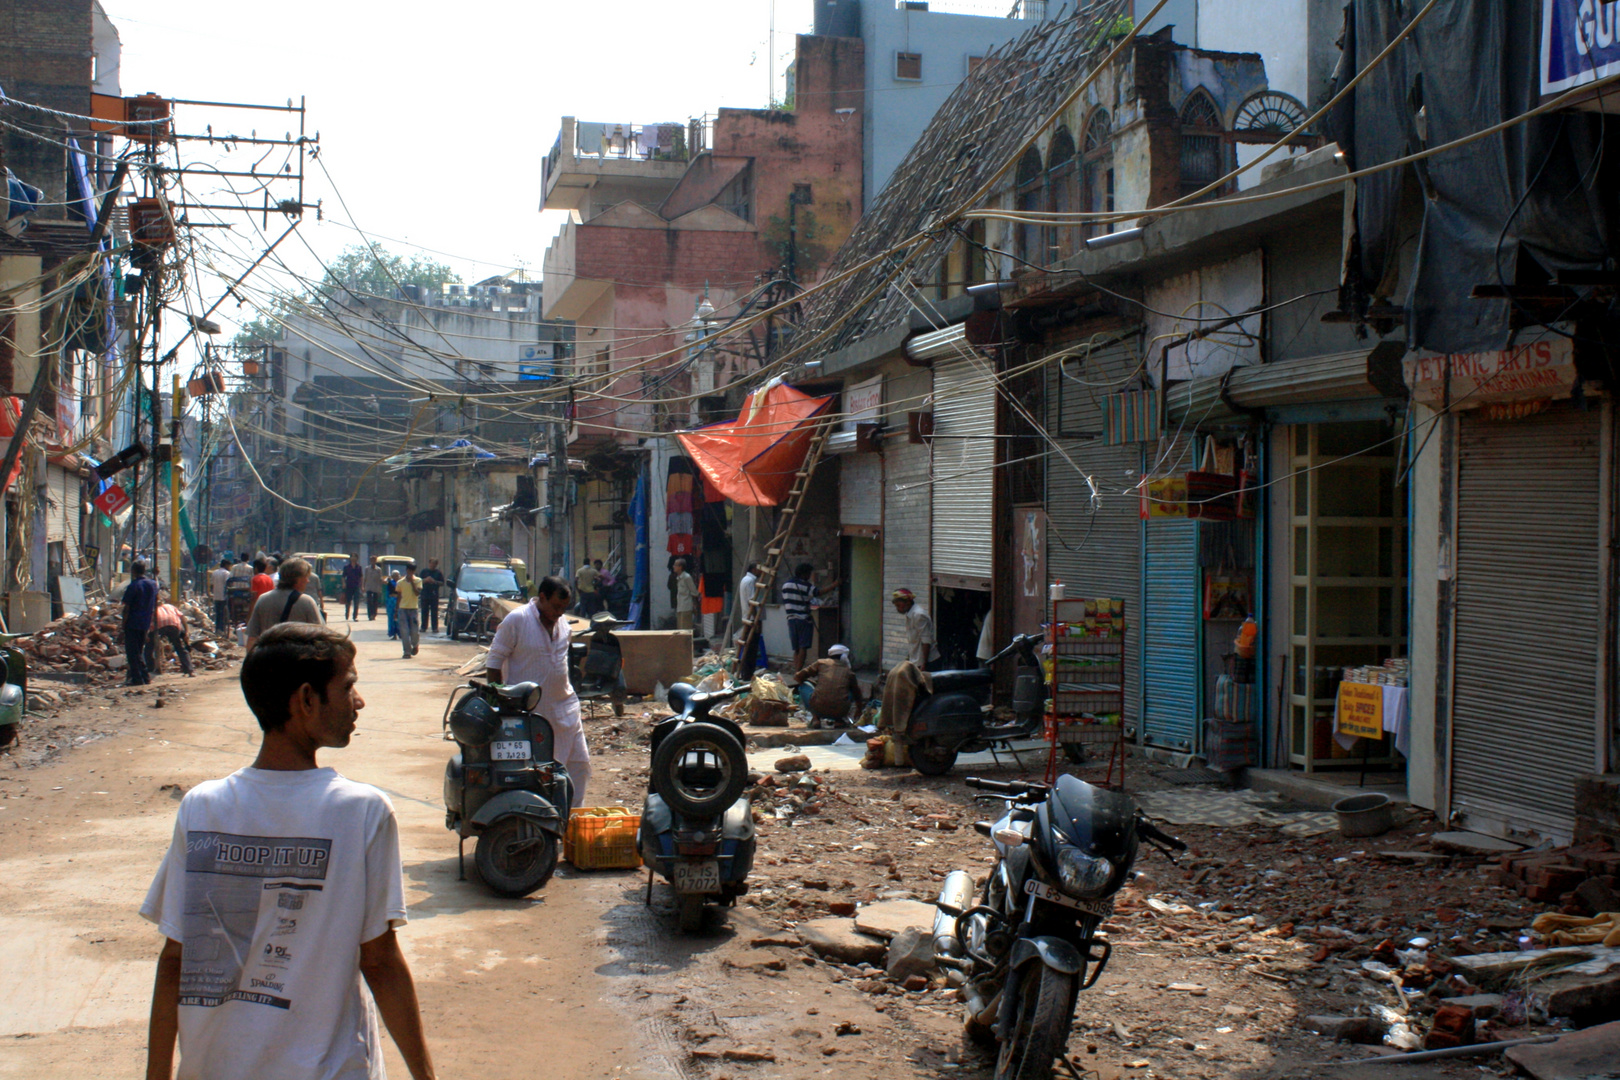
[106, 0, 817, 313]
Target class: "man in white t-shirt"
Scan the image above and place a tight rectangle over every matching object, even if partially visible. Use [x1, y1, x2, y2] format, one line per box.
[485, 574, 590, 807]
[142, 622, 436, 1080]
[209, 558, 231, 634]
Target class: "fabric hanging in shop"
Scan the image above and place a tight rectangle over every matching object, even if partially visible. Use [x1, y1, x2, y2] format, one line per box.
[699, 576, 723, 616]
[667, 534, 693, 556]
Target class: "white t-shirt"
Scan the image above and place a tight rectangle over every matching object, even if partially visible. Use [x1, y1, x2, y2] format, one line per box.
[486, 601, 581, 730]
[209, 567, 230, 601]
[141, 767, 406, 1080]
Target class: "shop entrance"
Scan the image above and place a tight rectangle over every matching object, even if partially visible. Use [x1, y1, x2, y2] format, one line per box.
[933, 585, 991, 670]
[1287, 420, 1409, 772]
[843, 535, 882, 670]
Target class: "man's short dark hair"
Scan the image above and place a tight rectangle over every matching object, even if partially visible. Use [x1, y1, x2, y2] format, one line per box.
[795, 562, 814, 579]
[593, 559, 603, 568]
[240, 623, 358, 732]
[538, 575, 571, 600]
[252, 558, 266, 573]
[240, 551, 250, 561]
[132, 559, 147, 577]
[219, 558, 231, 568]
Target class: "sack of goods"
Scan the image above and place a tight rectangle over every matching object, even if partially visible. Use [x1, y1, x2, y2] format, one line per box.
[1204, 716, 1256, 773]
[1213, 674, 1256, 723]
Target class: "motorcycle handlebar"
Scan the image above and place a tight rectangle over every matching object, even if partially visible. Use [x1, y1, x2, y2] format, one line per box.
[964, 776, 1048, 799]
[1138, 818, 1188, 852]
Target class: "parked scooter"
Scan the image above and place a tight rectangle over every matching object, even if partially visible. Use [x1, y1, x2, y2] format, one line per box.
[0, 634, 25, 749]
[638, 682, 755, 933]
[441, 680, 574, 897]
[569, 611, 628, 717]
[900, 633, 1045, 776]
[935, 775, 1186, 1080]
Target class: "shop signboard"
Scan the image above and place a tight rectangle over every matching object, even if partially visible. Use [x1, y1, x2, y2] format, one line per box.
[1402, 336, 1577, 408]
[1336, 681, 1384, 740]
[1541, 0, 1620, 95]
[518, 343, 556, 381]
[843, 375, 883, 432]
[93, 482, 132, 519]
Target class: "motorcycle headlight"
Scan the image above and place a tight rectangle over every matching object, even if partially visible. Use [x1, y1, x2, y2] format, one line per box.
[1055, 843, 1113, 898]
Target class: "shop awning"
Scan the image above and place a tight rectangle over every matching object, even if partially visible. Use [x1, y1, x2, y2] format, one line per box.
[676, 379, 834, 506]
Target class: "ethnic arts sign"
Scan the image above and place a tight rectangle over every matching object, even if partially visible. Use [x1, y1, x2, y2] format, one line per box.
[1402, 336, 1578, 409]
[1543, 0, 1620, 94]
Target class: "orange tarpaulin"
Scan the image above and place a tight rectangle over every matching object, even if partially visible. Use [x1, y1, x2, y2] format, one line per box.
[676, 381, 834, 506]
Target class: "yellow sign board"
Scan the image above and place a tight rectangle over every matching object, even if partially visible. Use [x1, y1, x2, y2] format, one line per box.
[1140, 476, 1187, 519]
[1336, 682, 1384, 740]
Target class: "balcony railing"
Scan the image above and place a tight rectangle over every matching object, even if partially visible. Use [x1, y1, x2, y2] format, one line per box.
[548, 115, 716, 174]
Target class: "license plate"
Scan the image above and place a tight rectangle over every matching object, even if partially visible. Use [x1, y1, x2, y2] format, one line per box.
[672, 860, 720, 894]
[489, 740, 529, 761]
[1025, 879, 1113, 918]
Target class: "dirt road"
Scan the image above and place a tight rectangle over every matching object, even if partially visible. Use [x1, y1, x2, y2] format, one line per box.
[0, 619, 1536, 1079]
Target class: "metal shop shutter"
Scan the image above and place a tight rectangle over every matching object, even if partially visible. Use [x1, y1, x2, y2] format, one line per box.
[1141, 518, 1200, 752]
[840, 452, 881, 529]
[882, 439, 932, 669]
[931, 357, 995, 581]
[46, 463, 72, 543]
[1451, 406, 1604, 842]
[1045, 334, 1144, 725]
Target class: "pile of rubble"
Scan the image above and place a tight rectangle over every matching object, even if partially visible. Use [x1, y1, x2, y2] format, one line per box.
[14, 599, 235, 705]
[1494, 841, 1620, 912]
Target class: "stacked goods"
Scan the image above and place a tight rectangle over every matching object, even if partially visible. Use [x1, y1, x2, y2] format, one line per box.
[1342, 657, 1410, 686]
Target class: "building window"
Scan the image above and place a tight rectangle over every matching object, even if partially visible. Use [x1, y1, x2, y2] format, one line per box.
[1081, 108, 1113, 241]
[716, 164, 752, 221]
[1046, 126, 1077, 261]
[1014, 146, 1046, 268]
[1179, 89, 1225, 198]
[895, 52, 922, 81]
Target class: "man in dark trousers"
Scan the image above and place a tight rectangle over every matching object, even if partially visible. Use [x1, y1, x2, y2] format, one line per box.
[362, 556, 385, 621]
[122, 560, 158, 686]
[418, 558, 445, 635]
[341, 554, 363, 621]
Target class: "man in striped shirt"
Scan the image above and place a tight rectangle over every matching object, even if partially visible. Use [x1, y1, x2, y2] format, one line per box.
[780, 563, 821, 671]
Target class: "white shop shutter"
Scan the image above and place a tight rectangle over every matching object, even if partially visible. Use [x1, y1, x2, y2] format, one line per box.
[931, 357, 996, 581]
[46, 463, 72, 543]
[882, 438, 931, 668]
[1045, 332, 1145, 726]
[1451, 405, 1605, 843]
[840, 452, 881, 528]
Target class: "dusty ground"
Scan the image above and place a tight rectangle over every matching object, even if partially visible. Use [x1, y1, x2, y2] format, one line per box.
[0, 620, 1558, 1079]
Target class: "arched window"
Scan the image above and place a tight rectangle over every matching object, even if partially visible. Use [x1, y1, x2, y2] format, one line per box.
[1179, 89, 1225, 199]
[1081, 109, 1113, 241]
[1046, 126, 1077, 261]
[1014, 146, 1045, 268]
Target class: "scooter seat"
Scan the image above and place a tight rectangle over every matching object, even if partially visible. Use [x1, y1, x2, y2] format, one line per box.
[929, 668, 991, 694]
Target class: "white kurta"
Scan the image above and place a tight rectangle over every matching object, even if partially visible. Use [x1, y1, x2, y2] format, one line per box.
[486, 601, 589, 806]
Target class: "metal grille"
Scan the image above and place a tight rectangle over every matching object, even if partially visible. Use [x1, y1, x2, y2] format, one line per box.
[1451, 406, 1605, 842]
[1045, 332, 1143, 725]
[1142, 518, 1200, 752]
[883, 433, 932, 669]
[931, 357, 996, 580]
[839, 452, 881, 528]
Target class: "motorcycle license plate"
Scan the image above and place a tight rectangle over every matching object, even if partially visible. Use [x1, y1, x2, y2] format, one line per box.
[489, 740, 529, 761]
[672, 860, 720, 894]
[1024, 879, 1113, 918]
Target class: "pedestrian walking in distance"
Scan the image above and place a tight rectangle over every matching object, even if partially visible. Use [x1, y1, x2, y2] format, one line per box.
[142, 622, 437, 1080]
[362, 556, 385, 621]
[209, 558, 231, 635]
[121, 560, 158, 686]
[419, 558, 445, 634]
[397, 564, 422, 658]
[243, 557, 324, 652]
[342, 554, 363, 621]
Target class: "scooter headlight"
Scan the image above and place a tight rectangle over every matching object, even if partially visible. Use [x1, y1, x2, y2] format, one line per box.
[1055, 843, 1113, 898]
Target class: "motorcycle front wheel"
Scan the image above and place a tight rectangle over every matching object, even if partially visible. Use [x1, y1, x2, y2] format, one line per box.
[474, 816, 558, 897]
[994, 964, 1077, 1080]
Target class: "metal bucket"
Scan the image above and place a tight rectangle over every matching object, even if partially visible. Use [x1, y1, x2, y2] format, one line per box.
[1333, 792, 1395, 838]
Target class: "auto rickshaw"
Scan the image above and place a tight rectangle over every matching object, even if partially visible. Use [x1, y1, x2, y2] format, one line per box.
[317, 553, 351, 599]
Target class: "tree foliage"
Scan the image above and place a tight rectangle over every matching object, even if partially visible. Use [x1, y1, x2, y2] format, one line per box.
[231, 244, 460, 346]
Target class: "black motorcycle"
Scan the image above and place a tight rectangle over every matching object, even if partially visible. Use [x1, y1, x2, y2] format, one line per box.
[902, 634, 1045, 776]
[570, 611, 628, 717]
[935, 775, 1186, 1080]
[442, 680, 574, 897]
[638, 682, 756, 933]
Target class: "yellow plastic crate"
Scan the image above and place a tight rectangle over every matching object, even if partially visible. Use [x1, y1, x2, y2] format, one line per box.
[564, 806, 642, 870]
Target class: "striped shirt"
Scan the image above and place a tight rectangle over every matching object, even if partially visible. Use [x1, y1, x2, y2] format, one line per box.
[781, 576, 814, 621]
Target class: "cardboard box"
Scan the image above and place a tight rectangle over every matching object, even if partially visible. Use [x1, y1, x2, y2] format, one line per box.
[609, 630, 694, 695]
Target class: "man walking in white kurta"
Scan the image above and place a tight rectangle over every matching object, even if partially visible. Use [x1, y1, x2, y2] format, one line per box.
[484, 575, 591, 808]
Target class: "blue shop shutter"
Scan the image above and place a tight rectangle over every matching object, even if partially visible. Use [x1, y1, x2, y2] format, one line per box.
[1141, 518, 1199, 752]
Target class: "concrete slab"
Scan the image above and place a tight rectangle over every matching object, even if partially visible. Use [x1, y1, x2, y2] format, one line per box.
[1243, 768, 1408, 811]
[1428, 830, 1524, 855]
[853, 899, 938, 940]
[797, 918, 886, 964]
[1504, 1019, 1620, 1080]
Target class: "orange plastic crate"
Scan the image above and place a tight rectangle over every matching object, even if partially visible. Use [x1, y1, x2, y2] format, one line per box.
[564, 807, 642, 870]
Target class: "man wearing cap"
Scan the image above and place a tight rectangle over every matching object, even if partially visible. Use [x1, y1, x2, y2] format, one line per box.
[792, 643, 863, 726]
[891, 588, 940, 670]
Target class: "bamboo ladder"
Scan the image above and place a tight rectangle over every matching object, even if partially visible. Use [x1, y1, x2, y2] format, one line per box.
[731, 417, 835, 682]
